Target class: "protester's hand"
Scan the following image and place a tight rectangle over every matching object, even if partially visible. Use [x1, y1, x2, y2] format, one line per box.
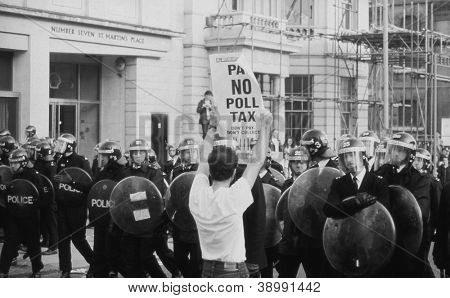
[260, 109, 273, 129]
[355, 192, 376, 207]
[209, 105, 219, 128]
[53, 174, 72, 184]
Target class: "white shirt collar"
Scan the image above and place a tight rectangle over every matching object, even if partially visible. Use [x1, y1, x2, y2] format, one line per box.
[397, 164, 406, 173]
[351, 168, 367, 189]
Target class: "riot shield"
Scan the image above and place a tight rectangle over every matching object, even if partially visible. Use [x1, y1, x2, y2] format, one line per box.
[275, 186, 291, 235]
[164, 171, 197, 232]
[388, 185, 423, 256]
[288, 167, 344, 239]
[269, 168, 286, 188]
[110, 176, 163, 235]
[0, 165, 13, 208]
[54, 167, 92, 207]
[323, 201, 396, 277]
[38, 174, 55, 207]
[263, 183, 282, 247]
[6, 179, 39, 217]
[87, 179, 117, 225]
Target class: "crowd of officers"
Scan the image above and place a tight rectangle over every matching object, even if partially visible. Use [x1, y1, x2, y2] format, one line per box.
[0, 123, 449, 278]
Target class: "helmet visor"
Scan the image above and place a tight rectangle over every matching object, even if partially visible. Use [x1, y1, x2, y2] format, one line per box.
[54, 139, 68, 154]
[385, 143, 412, 167]
[338, 151, 365, 174]
[361, 140, 375, 158]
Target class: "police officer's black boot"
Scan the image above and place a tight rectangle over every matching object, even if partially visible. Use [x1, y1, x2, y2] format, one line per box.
[60, 271, 71, 278]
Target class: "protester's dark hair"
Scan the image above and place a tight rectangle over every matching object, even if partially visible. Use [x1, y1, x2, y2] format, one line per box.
[204, 90, 213, 96]
[208, 145, 238, 181]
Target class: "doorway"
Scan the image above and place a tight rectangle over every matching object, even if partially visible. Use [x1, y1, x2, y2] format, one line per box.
[151, 113, 168, 165]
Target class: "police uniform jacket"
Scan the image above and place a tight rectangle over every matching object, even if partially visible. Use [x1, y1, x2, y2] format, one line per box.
[10, 166, 45, 216]
[34, 160, 57, 180]
[56, 152, 93, 195]
[376, 164, 431, 224]
[434, 182, 450, 270]
[323, 171, 390, 219]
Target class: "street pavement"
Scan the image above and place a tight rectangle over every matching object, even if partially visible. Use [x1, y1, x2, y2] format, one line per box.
[0, 227, 441, 278]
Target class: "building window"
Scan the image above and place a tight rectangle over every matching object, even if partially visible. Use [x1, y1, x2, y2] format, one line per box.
[285, 0, 314, 26]
[340, 77, 356, 135]
[285, 75, 314, 144]
[231, 0, 239, 11]
[50, 63, 100, 100]
[342, 0, 357, 30]
[0, 51, 13, 91]
[285, 75, 313, 97]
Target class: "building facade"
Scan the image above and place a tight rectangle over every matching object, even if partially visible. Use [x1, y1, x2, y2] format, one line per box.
[8, 1, 442, 163]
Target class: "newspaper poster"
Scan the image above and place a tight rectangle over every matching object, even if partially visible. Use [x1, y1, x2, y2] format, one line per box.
[209, 53, 264, 164]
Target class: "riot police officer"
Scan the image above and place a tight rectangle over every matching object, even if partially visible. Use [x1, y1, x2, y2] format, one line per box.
[277, 146, 310, 277]
[0, 149, 44, 277]
[298, 129, 339, 277]
[171, 137, 202, 277]
[324, 138, 390, 217]
[412, 148, 441, 277]
[53, 133, 94, 278]
[25, 125, 37, 143]
[121, 139, 177, 277]
[92, 141, 127, 277]
[376, 132, 431, 277]
[301, 129, 339, 169]
[34, 141, 58, 255]
[0, 136, 17, 165]
[359, 130, 380, 171]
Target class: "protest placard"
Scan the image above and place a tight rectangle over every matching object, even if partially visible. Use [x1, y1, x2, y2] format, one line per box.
[209, 53, 264, 163]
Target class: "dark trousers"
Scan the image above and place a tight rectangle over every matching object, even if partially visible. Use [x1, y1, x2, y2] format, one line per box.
[261, 245, 279, 278]
[277, 254, 302, 278]
[121, 234, 166, 278]
[57, 205, 94, 272]
[201, 123, 209, 139]
[202, 260, 249, 278]
[173, 236, 202, 278]
[154, 233, 179, 276]
[93, 224, 124, 277]
[40, 205, 58, 250]
[0, 213, 42, 274]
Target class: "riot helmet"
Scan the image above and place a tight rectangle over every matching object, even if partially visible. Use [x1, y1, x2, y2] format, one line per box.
[385, 132, 416, 167]
[373, 140, 387, 172]
[25, 125, 36, 138]
[337, 134, 354, 149]
[8, 149, 29, 173]
[287, 146, 310, 177]
[337, 138, 367, 174]
[129, 139, 151, 167]
[35, 141, 54, 162]
[97, 141, 122, 168]
[359, 130, 380, 159]
[412, 148, 432, 173]
[300, 129, 334, 159]
[54, 133, 77, 155]
[0, 129, 11, 137]
[0, 136, 18, 156]
[27, 138, 41, 161]
[178, 137, 199, 164]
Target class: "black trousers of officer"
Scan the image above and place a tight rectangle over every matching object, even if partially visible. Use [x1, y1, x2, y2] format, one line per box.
[57, 205, 94, 272]
[121, 234, 166, 278]
[154, 233, 180, 276]
[0, 212, 42, 274]
[40, 204, 58, 250]
[261, 245, 279, 278]
[173, 233, 202, 278]
[93, 223, 124, 277]
[277, 240, 335, 278]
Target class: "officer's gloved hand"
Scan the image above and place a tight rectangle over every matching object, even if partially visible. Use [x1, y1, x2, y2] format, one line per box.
[354, 192, 377, 207]
[53, 173, 72, 184]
